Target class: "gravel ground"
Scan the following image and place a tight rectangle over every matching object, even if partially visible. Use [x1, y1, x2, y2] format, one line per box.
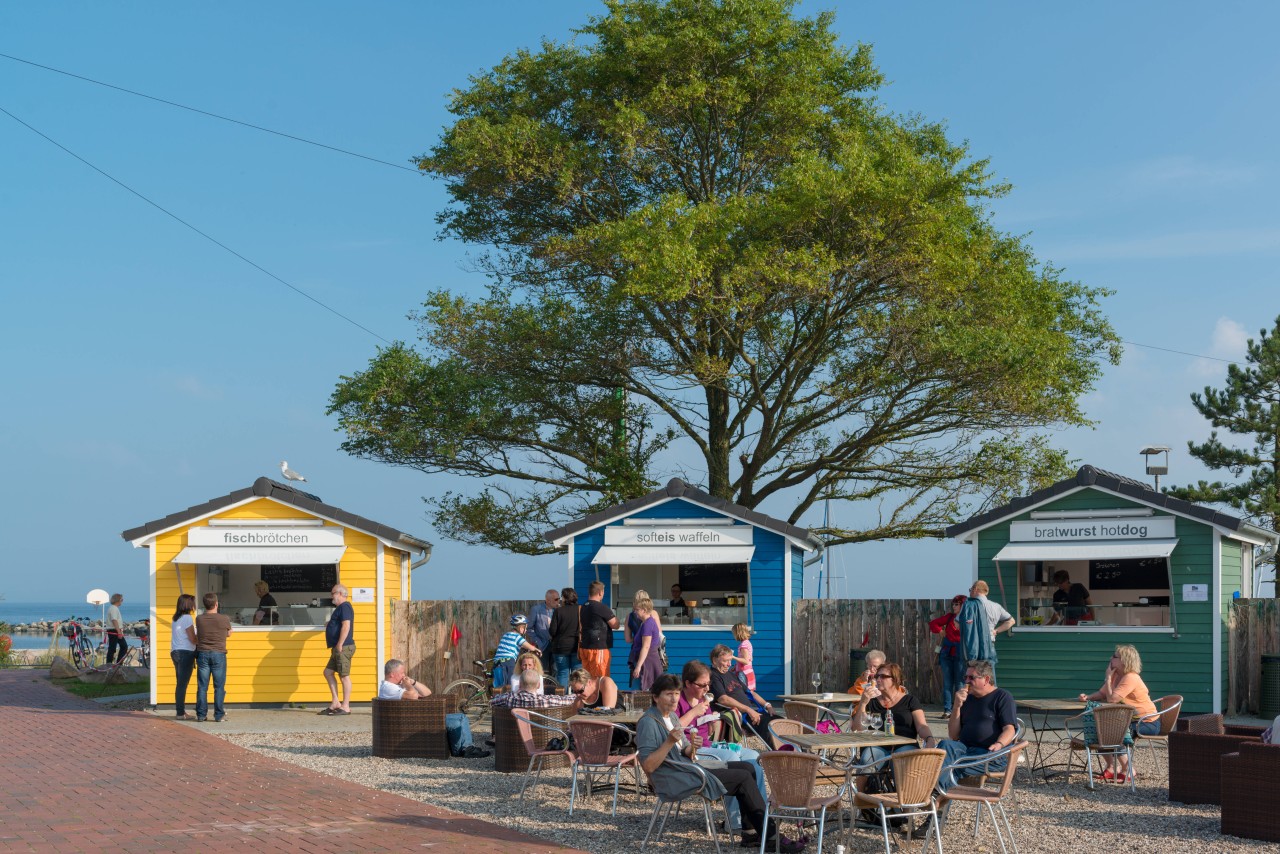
[207, 721, 1280, 854]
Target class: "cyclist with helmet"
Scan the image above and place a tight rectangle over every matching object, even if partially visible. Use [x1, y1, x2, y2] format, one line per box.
[493, 614, 541, 690]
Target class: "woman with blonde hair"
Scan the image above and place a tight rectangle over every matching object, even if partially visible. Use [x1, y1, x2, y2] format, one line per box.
[628, 597, 664, 690]
[1079, 644, 1158, 783]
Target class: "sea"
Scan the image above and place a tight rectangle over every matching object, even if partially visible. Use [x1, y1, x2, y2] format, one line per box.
[0, 600, 152, 650]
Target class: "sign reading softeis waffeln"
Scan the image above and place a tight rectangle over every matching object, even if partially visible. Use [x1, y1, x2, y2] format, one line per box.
[604, 525, 753, 547]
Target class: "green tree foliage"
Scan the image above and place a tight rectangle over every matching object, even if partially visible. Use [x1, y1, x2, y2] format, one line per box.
[329, 0, 1120, 554]
[1167, 316, 1280, 545]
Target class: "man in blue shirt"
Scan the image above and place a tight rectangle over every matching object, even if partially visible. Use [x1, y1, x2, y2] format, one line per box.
[322, 584, 355, 715]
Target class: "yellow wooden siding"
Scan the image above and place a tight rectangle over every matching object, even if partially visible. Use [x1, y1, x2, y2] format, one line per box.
[149, 497, 413, 705]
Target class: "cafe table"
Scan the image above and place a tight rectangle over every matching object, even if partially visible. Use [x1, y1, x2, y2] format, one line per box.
[1016, 698, 1087, 777]
[568, 709, 646, 727]
[779, 692, 861, 705]
[781, 730, 917, 754]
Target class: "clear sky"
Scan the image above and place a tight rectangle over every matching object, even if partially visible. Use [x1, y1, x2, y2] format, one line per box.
[3, 2, 1278, 606]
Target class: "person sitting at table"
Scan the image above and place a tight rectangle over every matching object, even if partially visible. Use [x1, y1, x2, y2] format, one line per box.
[510, 651, 545, 693]
[1077, 644, 1158, 783]
[853, 661, 935, 787]
[377, 659, 490, 758]
[637, 674, 805, 853]
[937, 659, 1017, 791]
[709, 644, 783, 749]
[848, 649, 887, 698]
[491, 668, 581, 711]
[566, 667, 620, 710]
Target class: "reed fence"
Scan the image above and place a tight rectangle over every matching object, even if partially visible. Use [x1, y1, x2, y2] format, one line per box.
[1228, 598, 1280, 715]
[392, 599, 543, 689]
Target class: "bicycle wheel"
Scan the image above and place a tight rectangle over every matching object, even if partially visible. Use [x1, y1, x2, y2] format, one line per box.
[443, 677, 490, 725]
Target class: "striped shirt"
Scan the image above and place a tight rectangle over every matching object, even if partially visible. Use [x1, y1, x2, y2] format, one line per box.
[495, 630, 525, 662]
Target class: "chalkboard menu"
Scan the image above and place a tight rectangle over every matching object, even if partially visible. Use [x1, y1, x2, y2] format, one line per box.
[261, 564, 338, 593]
[679, 563, 748, 592]
[1088, 557, 1168, 590]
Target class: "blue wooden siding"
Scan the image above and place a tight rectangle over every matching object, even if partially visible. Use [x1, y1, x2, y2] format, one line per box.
[566, 497, 791, 700]
[973, 487, 1221, 713]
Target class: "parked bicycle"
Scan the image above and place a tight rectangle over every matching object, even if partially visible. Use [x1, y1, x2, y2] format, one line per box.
[60, 617, 99, 670]
[442, 658, 562, 725]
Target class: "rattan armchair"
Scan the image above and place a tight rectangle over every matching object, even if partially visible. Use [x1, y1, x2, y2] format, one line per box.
[1168, 714, 1266, 805]
[783, 700, 850, 731]
[1064, 703, 1135, 792]
[1133, 694, 1183, 766]
[1220, 740, 1280, 841]
[853, 748, 946, 854]
[371, 695, 458, 759]
[759, 750, 845, 853]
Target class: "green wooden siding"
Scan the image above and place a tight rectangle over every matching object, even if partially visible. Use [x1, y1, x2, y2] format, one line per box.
[1219, 538, 1241, 705]
[972, 487, 1221, 713]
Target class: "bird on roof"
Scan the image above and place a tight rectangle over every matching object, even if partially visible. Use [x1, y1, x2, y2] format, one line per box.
[280, 461, 308, 482]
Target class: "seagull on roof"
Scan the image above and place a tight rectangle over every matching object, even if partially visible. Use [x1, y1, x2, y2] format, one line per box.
[280, 461, 308, 482]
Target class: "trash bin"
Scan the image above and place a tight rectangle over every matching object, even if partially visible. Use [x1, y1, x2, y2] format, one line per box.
[1262, 654, 1280, 719]
[849, 648, 871, 688]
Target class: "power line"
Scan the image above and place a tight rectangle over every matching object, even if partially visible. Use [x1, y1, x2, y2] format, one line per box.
[0, 51, 423, 176]
[0, 103, 392, 345]
[1121, 339, 1238, 365]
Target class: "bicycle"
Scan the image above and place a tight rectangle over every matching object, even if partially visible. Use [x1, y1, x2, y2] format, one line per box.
[60, 617, 100, 670]
[442, 658, 563, 725]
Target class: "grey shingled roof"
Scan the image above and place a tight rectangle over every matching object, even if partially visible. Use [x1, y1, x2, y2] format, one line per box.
[944, 464, 1276, 541]
[120, 477, 432, 551]
[542, 478, 824, 551]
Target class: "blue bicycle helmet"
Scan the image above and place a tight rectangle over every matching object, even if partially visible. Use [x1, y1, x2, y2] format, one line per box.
[510, 613, 528, 627]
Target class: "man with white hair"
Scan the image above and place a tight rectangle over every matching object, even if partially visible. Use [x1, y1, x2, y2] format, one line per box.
[528, 588, 560, 657]
[379, 659, 489, 758]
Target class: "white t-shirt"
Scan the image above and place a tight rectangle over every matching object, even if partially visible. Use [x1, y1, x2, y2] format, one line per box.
[980, 596, 1012, 641]
[106, 604, 124, 633]
[171, 614, 196, 652]
[378, 680, 407, 700]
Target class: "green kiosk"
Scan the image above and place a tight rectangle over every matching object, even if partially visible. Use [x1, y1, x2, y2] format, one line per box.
[946, 465, 1277, 713]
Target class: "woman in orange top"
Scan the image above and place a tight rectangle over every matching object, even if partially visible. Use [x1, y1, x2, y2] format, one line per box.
[1078, 644, 1159, 783]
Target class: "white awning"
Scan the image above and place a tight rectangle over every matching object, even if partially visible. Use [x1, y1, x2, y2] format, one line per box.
[992, 539, 1178, 562]
[590, 545, 755, 565]
[173, 546, 347, 565]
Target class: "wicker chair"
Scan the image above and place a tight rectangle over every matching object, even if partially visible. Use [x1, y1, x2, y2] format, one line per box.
[759, 750, 845, 853]
[937, 742, 1028, 854]
[1064, 703, 1135, 791]
[509, 708, 577, 807]
[1221, 741, 1280, 841]
[1132, 694, 1183, 766]
[371, 695, 457, 759]
[567, 718, 641, 817]
[1168, 714, 1266, 805]
[767, 718, 850, 787]
[853, 748, 946, 854]
[640, 759, 734, 853]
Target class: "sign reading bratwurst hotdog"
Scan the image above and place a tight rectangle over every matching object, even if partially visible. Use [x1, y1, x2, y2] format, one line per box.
[1008, 516, 1176, 543]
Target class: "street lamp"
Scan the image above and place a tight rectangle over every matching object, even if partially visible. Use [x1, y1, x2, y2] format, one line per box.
[1139, 445, 1171, 491]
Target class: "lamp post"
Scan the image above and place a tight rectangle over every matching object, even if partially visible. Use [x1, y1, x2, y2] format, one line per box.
[1139, 445, 1171, 491]
[86, 588, 109, 651]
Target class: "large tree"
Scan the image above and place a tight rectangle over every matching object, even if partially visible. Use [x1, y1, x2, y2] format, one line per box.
[1167, 315, 1280, 548]
[329, 0, 1119, 555]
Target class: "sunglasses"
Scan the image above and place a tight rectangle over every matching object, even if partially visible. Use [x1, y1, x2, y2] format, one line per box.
[875, 674, 892, 680]
[964, 674, 984, 682]
[691, 681, 711, 689]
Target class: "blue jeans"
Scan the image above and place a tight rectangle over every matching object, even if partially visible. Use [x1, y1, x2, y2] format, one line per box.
[552, 653, 579, 688]
[446, 712, 473, 755]
[939, 655, 965, 713]
[859, 741, 919, 769]
[171, 650, 196, 716]
[1133, 719, 1160, 736]
[494, 660, 515, 690]
[196, 650, 227, 721]
[938, 739, 1007, 791]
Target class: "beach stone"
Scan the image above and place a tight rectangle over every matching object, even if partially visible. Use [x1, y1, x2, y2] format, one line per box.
[49, 656, 80, 678]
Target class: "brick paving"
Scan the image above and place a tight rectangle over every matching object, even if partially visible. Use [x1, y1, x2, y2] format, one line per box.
[0, 669, 583, 852]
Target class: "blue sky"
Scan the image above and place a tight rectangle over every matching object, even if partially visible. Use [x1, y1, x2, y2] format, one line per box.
[2, 2, 1278, 606]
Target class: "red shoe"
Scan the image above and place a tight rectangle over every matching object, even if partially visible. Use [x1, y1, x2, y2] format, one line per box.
[1117, 772, 1132, 785]
[1094, 769, 1116, 783]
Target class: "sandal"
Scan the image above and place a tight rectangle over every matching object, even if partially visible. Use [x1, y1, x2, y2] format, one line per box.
[1094, 769, 1116, 783]
[1116, 772, 1132, 784]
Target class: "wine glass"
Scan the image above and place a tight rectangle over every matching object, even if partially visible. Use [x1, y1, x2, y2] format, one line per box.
[810, 671, 822, 693]
[869, 713, 883, 734]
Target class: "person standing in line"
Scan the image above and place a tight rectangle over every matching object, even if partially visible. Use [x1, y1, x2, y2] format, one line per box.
[527, 588, 559, 660]
[194, 592, 232, 723]
[929, 596, 967, 715]
[579, 580, 619, 679]
[628, 597, 663, 691]
[322, 584, 355, 715]
[170, 593, 198, 720]
[546, 587, 580, 686]
[105, 593, 127, 664]
[960, 581, 1012, 679]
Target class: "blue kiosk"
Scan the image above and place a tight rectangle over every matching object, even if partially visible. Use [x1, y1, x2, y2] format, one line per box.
[544, 478, 823, 698]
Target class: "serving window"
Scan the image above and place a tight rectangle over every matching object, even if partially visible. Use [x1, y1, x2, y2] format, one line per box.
[1015, 559, 1172, 628]
[610, 562, 750, 626]
[195, 563, 337, 627]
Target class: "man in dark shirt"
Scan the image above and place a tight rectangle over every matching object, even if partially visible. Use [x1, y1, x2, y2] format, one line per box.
[938, 659, 1016, 789]
[1050, 569, 1093, 624]
[579, 580, 619, 678]
[194, 592, 232, 723]
[669, 584, 688, 616]
[709, 644, 782, 748]
[322, 584, 355, 715]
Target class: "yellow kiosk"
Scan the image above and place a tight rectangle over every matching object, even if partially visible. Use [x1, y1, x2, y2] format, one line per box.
[121, 477, 431, 708]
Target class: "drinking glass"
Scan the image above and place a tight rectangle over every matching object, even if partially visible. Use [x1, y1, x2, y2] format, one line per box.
[810, 671, 822, 692]
[870, 714, 883, 733]
[622, 692, 633, 713]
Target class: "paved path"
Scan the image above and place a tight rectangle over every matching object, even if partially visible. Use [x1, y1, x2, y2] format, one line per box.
[0, 669, 582, 852]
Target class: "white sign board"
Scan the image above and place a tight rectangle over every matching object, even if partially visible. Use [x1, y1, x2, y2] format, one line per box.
[352, 587, 375, 604]
[188, 525, 345, 548]
[1009, 516, 1176, 543]
[1182, 583, 1209, 602]
[605, 525, 753, 547]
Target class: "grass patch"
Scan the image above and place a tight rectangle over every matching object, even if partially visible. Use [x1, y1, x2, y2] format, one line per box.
[51, 677, 148, 699]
